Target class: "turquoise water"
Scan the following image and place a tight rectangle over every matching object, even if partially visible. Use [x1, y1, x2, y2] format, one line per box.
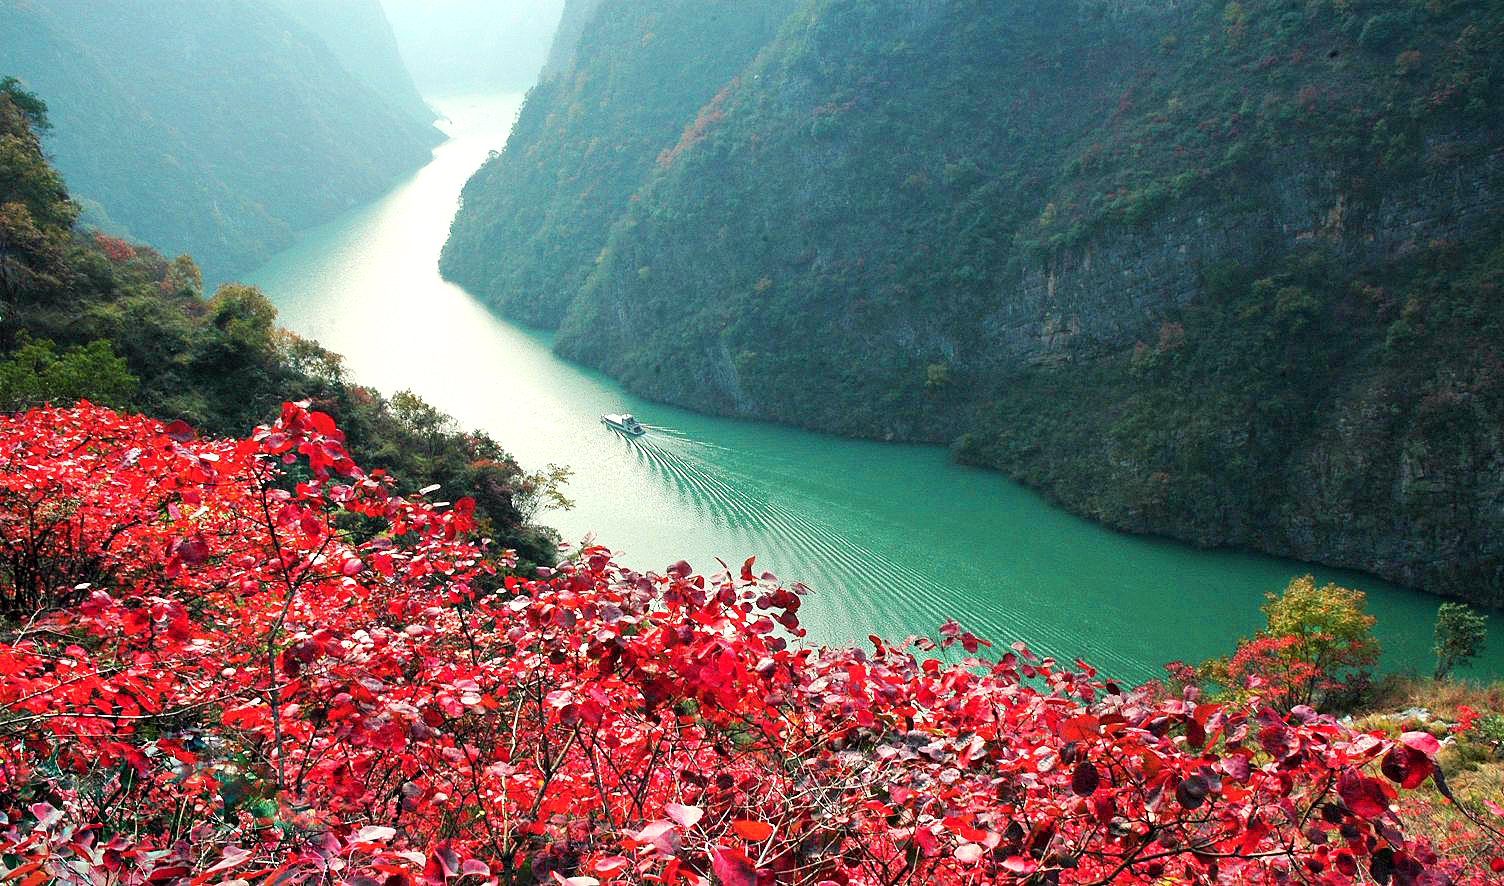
[249, 94, 1503, 683]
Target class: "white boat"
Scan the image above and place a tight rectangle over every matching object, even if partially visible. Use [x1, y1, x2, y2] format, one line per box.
[601, 413, 646, 436]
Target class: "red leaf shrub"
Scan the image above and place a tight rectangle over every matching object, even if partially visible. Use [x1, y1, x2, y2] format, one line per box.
[0, 403, 1485, 884]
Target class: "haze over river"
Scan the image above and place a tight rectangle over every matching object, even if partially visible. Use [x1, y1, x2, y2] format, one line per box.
[251, 94, 1503, 682]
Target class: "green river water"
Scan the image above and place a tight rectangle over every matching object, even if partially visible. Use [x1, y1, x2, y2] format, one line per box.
[249, 94, 1503, 684]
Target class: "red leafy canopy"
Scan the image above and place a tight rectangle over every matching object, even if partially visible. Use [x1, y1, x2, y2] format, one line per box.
[0, 403, 1484, 885]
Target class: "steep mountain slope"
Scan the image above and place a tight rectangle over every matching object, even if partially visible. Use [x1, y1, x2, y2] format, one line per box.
[268, 0, 436, 129]
[539, 0, 606, 81]
[0, 0, 442, 282]
[439, 0, 802, 327]
[442, 0, 1504, 604]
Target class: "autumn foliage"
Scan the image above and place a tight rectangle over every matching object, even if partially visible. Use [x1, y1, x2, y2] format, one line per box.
[91, 233, 136, 264]
[0, 404, 1497, 885]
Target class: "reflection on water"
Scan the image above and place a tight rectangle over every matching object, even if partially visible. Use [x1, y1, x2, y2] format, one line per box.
[249, 93, 1504, 683]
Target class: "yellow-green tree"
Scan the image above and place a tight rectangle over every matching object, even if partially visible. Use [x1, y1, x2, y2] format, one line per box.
[1262, 575, 1380, 676]
[1208, 575, 1379, 710]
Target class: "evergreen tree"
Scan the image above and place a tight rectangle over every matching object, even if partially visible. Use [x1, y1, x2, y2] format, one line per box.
[1434, 602, 1488, 681]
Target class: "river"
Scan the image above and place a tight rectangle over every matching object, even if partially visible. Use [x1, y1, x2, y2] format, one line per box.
[249, 93, 1503, 683]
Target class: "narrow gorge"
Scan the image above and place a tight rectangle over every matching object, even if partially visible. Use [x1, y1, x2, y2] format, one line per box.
[442, 0, 1504, 605]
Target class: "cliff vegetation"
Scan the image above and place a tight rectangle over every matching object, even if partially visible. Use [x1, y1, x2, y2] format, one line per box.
[442, 0, 1504, 606]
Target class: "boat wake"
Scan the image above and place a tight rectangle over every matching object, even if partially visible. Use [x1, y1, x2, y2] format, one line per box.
[620, 431, 1146, 678]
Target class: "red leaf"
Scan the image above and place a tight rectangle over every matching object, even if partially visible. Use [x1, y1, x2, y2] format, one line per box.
[1381, 746, 1432, 790]
[730, 820, 773, 841]
[163, 419, 197, 442]
[1060, 715, 1099, 742]
[710, 847, 757, 886]
[172, 533, 210, 565]
[1399, 731, 1441, 757]
[633, 820, 675, 844]
[665, 803, 703, 829]
[354, 825, 396, 843]
[591, 857, 630, 876]
[1071, 761, 1101, 796]
[1337, 771, 1394, 819]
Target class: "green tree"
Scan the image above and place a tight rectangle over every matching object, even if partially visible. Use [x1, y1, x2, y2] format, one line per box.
[206, 284, 279, 358]
[0, 77, 51, 133]
[1434, 602, 1487, 681]
[0, 336, 137, 411]
[391, 389, 457, 458]
[516, 463, 575, 522]
[0, 82, 77, 312]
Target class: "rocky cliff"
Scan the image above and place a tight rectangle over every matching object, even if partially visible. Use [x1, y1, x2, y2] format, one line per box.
[443, 0, 1504, 605]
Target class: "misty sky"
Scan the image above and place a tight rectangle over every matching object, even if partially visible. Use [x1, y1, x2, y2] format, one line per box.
[380, 0, 568, 95]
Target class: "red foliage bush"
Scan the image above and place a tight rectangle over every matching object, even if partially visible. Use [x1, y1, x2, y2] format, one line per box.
[657, 83, 735, 170]
[0, 404, 1492, 884]
[91, 233, 135, 264]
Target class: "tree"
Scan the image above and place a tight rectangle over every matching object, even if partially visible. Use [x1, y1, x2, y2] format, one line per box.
[0, 77, 49, 133]
[1435, 602, 1488, 680]
[0, 82, 77, 315]
[1212, 575, 1380, 709]
[205, 283, 279, 358]
[391, 386, 457, 455]
[0, 335, 137, 411]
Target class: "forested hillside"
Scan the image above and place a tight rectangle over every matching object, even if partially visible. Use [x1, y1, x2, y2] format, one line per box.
[443, 0, 1504, 605]
[0, 0, 443, 283]
[0, 80, 557, 565]
[539, 0, 606, 81]
[440, 0, 802, 326]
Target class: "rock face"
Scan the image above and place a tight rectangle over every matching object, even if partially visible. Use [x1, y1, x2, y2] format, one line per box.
[443, 0, 1504, 605]
[1, 0, 443, 282]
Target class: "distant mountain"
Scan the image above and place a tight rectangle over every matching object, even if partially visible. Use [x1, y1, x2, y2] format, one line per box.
[268, 0, 437, 129]
[0, 0, 443, 283]
[380, 0, 567, 95]
[441, 0, 1504, 605]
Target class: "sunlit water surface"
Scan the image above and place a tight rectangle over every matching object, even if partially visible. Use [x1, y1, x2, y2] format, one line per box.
[250, 94, 1504, 683]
